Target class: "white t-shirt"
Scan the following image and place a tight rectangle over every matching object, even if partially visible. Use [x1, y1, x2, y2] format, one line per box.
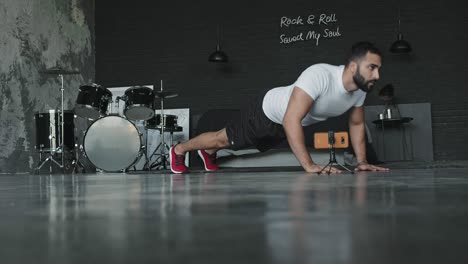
[262, 64, 366, 126]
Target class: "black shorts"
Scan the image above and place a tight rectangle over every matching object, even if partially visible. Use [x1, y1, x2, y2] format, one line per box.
[225, 90, 286, 152]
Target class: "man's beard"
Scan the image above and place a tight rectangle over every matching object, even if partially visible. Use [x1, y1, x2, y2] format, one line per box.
[353, 68, 376, 93]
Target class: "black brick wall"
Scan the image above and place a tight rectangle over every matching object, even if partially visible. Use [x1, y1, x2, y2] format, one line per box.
[96, 0, 468, 160]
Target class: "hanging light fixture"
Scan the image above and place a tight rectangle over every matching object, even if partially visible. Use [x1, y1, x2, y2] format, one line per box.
[390, 7, 412, 53]
[208, 25, 228, 62]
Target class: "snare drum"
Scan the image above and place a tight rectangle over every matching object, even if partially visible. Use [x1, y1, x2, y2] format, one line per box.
[124, 86, 155, 120]
[34, 110, 75, 152]
[146, 114, 178, 129]
[83, 115, 142, 172]
[75, 84, 112, 120]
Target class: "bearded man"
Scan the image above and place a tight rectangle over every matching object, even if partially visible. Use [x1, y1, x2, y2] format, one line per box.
[170, 41, 389, 174]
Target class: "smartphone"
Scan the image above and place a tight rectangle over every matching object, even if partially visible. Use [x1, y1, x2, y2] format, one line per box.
[314, 132, 349, 149]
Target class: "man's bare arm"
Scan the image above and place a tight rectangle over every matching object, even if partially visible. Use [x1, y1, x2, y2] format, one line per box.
[283, 87, 342, 173]
[348, 106, 389, 172]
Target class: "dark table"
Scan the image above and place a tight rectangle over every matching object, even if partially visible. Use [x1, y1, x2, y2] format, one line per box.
[372, 117, 414, 161]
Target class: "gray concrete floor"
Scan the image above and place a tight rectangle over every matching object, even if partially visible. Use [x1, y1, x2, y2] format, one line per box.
[1, 167, 468, 263]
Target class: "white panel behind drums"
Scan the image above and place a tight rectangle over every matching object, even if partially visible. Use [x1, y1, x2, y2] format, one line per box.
[84, 115, 141, 172]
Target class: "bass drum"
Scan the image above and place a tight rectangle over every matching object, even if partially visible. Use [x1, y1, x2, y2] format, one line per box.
[83, 115, 142, 172]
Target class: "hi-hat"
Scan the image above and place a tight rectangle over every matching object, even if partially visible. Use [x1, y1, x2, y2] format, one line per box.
[41, 67, 80, 75]
[154, 91, 178, 98]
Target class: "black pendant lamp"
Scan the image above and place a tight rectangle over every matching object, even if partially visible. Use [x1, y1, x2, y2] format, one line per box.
[390, 7, 412, 53]
[208, 26, 228, 63]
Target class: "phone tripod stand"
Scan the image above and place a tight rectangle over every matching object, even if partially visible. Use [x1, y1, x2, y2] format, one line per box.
[316, 131, 354, 175]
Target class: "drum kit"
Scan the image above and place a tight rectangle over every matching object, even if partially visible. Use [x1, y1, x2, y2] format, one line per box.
[34, 67, 182, 173]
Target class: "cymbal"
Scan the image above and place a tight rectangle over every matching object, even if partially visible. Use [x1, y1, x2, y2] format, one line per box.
[154, 91, 178, 98]
[41, 67, 80, 75]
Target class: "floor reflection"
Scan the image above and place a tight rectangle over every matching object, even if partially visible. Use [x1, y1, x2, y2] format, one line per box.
[0, 169, 467, 263]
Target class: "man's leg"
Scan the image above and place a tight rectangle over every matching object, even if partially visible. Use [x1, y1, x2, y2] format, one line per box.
[169, 128, 230, 173]
[174, 128, 230, 155]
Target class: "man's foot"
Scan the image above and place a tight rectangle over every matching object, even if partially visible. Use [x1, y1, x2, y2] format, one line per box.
[170, 146, 187, 174]
[197, 150, 219, 171]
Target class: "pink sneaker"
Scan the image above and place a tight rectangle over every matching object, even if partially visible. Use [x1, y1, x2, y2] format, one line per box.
[170, 146, 187, 174]
[197, 150, 219, 171]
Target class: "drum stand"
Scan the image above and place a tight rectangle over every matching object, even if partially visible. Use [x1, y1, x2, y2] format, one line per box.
[148, 84, 170, 170]
[147, 130, 170, 170]
[72, 128, 87, 174]
[148, 126, 183, 170]
[36, 150, 63, 174]
[35, 74, 66, 173]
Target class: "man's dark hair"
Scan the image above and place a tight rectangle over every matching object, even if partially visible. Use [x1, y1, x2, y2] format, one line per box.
[346, 41, 382, 66]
